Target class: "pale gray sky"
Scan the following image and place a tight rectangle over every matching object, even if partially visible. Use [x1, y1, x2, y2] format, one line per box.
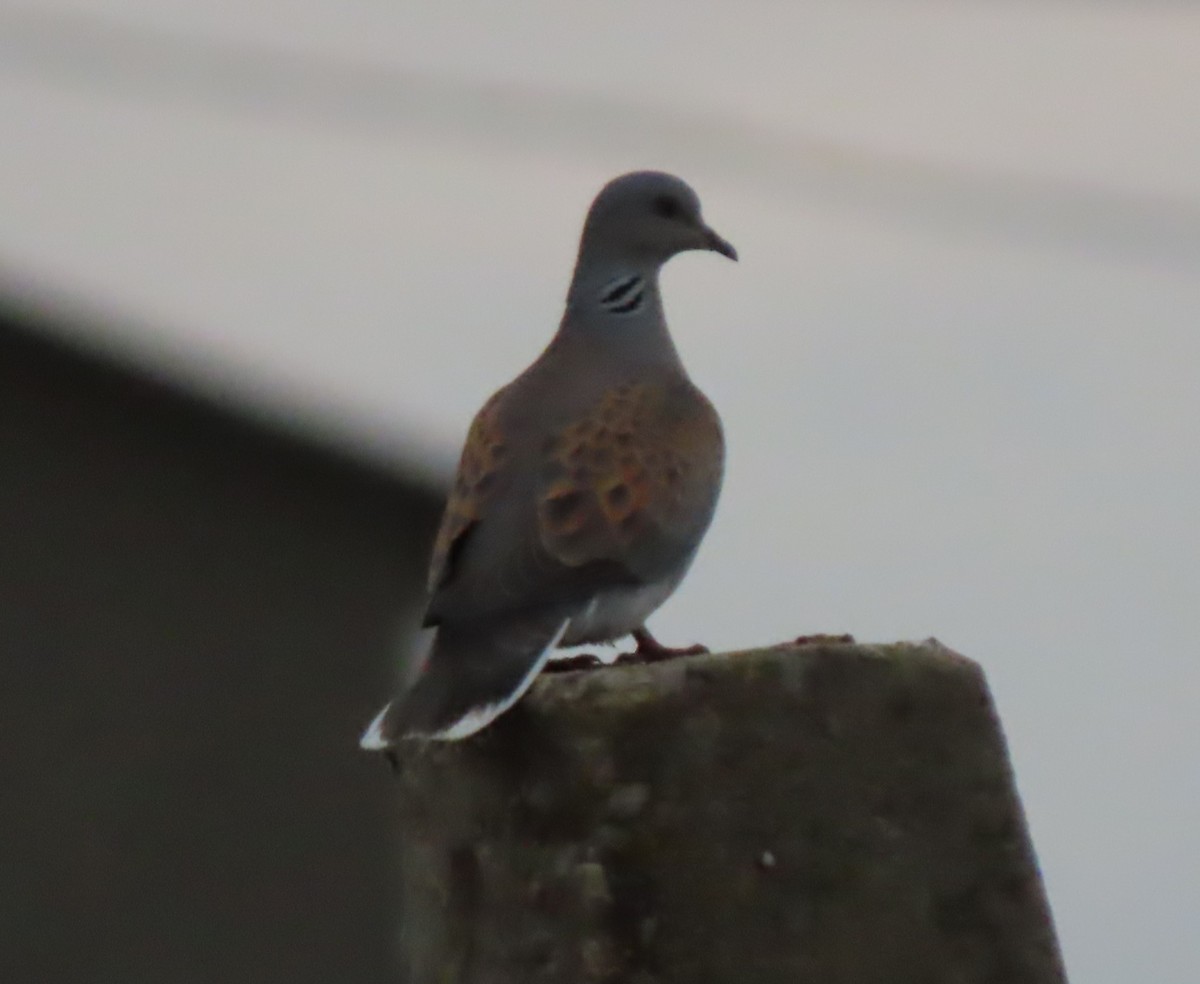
[3, 3, 1199, 981]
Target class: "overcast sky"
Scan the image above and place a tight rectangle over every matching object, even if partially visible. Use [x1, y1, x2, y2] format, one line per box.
[3, 2, 1199, 981]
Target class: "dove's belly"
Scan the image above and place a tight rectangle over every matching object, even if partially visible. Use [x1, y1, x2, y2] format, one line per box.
[561, 570, 687, 646]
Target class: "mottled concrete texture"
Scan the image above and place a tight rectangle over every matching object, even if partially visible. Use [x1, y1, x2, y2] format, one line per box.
[392, 639, 1066, 984]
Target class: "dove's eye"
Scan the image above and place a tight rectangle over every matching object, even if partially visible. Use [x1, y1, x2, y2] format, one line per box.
[653, 195, 683, 220]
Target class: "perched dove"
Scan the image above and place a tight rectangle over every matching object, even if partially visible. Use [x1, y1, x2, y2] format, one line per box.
[361, 170, 735, 748]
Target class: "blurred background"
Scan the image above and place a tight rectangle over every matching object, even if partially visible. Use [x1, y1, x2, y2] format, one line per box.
[2, 2, 1198, 982]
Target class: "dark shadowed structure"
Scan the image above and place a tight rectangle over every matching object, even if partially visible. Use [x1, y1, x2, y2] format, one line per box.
[0, 292, 442, 984]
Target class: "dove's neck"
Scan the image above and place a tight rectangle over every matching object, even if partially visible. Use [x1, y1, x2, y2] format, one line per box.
[567, 256, 661, 314]
[561, 258, 682, 367]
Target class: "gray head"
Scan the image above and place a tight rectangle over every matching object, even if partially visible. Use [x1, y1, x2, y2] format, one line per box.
[576, 171, 737, 270]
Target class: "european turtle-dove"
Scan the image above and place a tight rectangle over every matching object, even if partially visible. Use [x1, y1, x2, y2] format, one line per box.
[361, 170, 735, 747]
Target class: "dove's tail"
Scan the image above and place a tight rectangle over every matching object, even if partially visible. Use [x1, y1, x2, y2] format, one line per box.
[359, 613, 570, 747]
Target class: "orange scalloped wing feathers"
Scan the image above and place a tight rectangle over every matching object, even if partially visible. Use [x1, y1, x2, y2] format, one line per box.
[426, 390, 509, 594]
[537, 381, 723, 573]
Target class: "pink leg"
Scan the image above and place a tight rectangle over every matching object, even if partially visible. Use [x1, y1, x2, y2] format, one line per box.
[616, 627, 709, 664]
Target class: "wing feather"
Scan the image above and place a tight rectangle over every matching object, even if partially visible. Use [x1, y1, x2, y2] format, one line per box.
[425, 377, 723, 624]
[537, 380, 723, 580]
[426, 387, 509, 595]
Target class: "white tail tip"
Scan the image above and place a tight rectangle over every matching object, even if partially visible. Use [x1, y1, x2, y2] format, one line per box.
[359, 702, 393, 750]
[428, 618, 570, 740]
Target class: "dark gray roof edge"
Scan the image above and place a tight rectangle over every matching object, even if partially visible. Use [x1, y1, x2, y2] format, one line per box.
[1, 287, 446, 515]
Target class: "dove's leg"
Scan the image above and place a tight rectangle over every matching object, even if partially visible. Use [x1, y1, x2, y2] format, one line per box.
[617, 626, 709, 664]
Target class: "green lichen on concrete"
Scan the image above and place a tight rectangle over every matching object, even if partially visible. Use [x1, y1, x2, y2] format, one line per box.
[391, 639, 1065, 984]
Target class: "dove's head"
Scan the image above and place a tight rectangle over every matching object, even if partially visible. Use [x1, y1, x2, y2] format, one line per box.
[578, 171, 738, 269]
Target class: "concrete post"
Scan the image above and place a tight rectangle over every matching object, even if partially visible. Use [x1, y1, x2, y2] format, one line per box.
[390, 639, 1066, 984]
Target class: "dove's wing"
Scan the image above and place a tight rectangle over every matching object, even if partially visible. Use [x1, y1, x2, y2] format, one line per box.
[422, 374, 722, 628]
[536, 378, 724, 583]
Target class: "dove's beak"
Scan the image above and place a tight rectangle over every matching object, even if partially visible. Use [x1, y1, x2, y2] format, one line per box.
[702, 226, 738, 261]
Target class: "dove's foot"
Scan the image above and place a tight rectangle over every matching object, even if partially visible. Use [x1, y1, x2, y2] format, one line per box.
[616, 627, 709, 665]
[543, 653, 605, 673]
[789, 633, 856, 646]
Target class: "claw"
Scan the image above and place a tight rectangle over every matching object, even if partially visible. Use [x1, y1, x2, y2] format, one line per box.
[543, 653, 604, 673]
[615, 627, 709, 664]
[791, 633, 855, 646]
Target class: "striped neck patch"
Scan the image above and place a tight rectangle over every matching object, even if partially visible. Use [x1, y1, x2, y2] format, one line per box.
[598, 274, 646, 316]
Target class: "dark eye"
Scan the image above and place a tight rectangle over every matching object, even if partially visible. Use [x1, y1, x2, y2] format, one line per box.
[653, 195, 682, 220]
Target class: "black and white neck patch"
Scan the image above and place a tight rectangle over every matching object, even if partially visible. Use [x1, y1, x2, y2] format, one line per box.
[599, 274, 646, 316]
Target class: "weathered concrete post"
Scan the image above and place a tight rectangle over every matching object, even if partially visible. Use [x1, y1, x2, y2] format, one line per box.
[391, 639, 1066, 984]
